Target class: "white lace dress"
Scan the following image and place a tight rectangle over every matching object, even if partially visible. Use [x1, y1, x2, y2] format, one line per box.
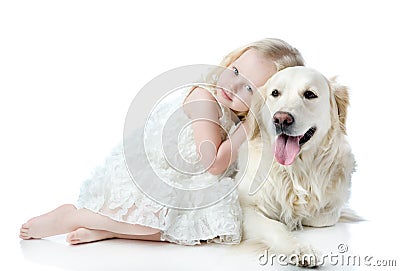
[77, 87, 242, 245]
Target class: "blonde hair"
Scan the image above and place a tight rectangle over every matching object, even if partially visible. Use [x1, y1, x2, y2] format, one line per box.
[184, 38, 305, 120]
[238, 39, 305, 138]
[218, 38, 304, 73]
[217, 38, 305, 120]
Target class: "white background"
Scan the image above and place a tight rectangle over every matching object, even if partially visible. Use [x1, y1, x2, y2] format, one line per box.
[1, 0, 399, 270]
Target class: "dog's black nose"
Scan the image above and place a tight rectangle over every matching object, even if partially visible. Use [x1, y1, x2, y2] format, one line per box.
[273, 111, 294, 128]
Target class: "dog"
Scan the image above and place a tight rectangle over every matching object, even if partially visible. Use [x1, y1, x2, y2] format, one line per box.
[237, 66, 356, 267]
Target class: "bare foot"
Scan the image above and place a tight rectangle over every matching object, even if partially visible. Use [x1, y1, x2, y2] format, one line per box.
[20, 204, 78, 239]
[67, 228, 162, 245]
[66, 228, 115, 245]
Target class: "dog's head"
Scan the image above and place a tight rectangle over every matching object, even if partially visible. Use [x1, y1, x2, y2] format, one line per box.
[248, 66, 349, 166]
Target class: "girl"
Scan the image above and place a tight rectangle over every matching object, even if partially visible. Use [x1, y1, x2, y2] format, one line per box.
[20, 38, 304, 245]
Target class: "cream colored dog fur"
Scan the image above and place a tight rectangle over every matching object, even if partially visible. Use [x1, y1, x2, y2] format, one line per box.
[237, 66, 356, 267]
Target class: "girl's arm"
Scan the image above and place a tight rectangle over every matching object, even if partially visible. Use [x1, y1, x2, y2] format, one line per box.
[208, 120, 248, 175]
[183, 87, 249, 175]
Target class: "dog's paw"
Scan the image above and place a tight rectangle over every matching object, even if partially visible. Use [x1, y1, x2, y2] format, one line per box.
[290, 244, 322, 268]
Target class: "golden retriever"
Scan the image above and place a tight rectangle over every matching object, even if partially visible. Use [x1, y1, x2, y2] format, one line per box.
[237, 66, 356, 267]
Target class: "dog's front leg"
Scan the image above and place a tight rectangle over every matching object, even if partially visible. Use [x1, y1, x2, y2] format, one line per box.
[302, 209, 340, 227]
[242, 206, 299, 254]
[242, 206, 321, 267]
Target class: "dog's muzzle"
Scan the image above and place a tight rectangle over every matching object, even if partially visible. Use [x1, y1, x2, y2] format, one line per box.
[273, 111, 295, 135]
[272, 111, 317, 166]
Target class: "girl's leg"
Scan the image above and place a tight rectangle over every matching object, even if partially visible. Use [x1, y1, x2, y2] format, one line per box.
[20, 204, 160, 240]
[66, 228, 162, 245]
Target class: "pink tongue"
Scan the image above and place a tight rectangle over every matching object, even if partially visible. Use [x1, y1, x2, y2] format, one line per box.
[274, 135, 301, 165]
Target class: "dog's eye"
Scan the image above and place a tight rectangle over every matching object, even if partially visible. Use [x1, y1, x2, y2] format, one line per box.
[271, 89, 279, 97]
[304, 90, 318, 99]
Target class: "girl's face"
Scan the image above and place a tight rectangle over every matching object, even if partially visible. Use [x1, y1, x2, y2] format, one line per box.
[216, 48, 277, 114]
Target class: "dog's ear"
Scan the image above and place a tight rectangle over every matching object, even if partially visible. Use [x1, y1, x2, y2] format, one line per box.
[330, 77, 349, 133]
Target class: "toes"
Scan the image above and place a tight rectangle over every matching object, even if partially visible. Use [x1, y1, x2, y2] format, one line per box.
[22, 217, 37, 227]
[19, 233, 31, 240]
[289, 244, 322, 268]
[67, 237, 81, 245]
[21, 223, 29, 229]
[69, 239, 81, 245]
[20, 228, 30, 239]
[66, 232, 75, 242]
[66, 231, 80, 244]
[67, 238, 80, 245]
[20, 228, 28, 233]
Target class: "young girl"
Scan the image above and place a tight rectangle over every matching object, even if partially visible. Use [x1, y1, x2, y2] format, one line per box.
[20, 38, 304, 245]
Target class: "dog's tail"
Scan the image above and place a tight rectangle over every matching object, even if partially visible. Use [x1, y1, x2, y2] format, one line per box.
[339, 206, 365, 222]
